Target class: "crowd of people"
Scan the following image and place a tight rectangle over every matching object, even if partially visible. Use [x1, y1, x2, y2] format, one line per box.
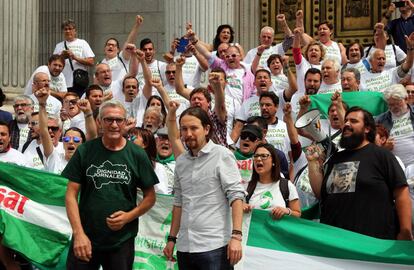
[1, 1, 414, 269]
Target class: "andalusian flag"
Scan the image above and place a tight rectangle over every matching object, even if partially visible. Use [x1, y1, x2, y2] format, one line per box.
[0, 162, 71, 267]
[309, 91, 388, 118]
[243, 210, 414, 269]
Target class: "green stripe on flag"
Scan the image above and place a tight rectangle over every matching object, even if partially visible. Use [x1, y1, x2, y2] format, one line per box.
[309, 91, 388, 119]
[247, 209, 414, 266]
[0, 210, 69, 266]
[0, 161, 67, 206]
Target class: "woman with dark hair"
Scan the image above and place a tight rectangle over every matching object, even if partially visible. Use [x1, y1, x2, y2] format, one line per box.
[129, 127, 170, 194]
[145, 95, 167, 125]
[243, 143, 301, 219]
[0, 88, 12, 123]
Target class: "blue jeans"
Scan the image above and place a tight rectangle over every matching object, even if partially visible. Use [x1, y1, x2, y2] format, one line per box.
[177, 245, 233, 270]
[66, 237, 134, 270]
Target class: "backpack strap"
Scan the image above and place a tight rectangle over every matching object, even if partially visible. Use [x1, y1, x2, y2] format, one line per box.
[36, 146, 44, 165]
[22, 139, 32, 153]
[64, 41, 75, 71]
[365, 45, 372, 58]
[279, 178, 290, 208]
[118, 54, 128, 72]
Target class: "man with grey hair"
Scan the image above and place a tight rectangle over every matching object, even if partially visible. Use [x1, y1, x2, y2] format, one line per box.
[376, 84, 414, 167]
[30, 72, 62, 115]
[63, 100, 158, 269]
[244, 15, 293, 67]
[341, 67, 360, 92]
[319, 58, 342, 93]
[142, 106, 164, 134]
[9, 95, 34, 151]
[360, 23, 414, 92]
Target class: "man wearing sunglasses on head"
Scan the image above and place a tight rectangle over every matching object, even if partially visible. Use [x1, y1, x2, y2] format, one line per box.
[63, 100, 158, 269]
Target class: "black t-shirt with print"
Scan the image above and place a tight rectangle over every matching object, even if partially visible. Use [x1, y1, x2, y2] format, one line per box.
[321, 143, 407, 239]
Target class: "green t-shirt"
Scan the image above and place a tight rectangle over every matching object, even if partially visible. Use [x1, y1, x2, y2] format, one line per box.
[62, 138, 159, 250]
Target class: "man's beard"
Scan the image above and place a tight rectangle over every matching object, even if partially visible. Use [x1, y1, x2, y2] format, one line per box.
[339, 127, 365, 149]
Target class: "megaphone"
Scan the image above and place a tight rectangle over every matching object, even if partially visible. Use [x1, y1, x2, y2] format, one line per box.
[295, 109, 338, 156]
[295, 109, 327, 142]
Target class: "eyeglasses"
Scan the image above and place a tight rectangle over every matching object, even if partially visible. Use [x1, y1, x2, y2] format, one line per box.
[253, 153, 271, 160]
[29, 121, 39, 126]
[240, 133, 258, 141]
[48, 126, 60, 132]
[225, 54, 239, 59]
[13, 103, 30, 108]
[407, 90, 414, 95]
[165, 71, 176, 75]
[63, 136, 81, 143]
[65, 99, 78, 105]
[103, 117, 125, 125]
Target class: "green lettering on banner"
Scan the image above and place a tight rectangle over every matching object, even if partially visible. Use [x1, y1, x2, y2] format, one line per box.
[134, 193, 178, 270]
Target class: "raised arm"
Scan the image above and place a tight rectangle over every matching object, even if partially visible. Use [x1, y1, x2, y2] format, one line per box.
[122, 15, 143, 60]
[167, 101, 185, 158]
[151, 78, 171, 111]
[292, 27, 304, 65]
[188, 30, 213, 61]
[136, 49, 153, 99]
[305, 144, 324, 199]
[277, 14, 292, 37]
[36, 88, 54, 158]
[175, 56, 192, 100]
[381, 3, 396, 25]
[251, 45, 268, 73]
[187, 44, 208, 71]
[210, 72, 227, 123]
[124, 44, 139, 77]
[401, 32, 414, 73]
[296, 10, 313, 46]
[282, 56, 298, 100]
[77, 99, 97, 140]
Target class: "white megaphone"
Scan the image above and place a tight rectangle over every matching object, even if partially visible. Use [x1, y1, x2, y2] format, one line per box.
[295, 109, 327, 142]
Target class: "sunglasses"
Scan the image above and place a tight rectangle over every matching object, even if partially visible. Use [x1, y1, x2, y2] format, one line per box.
[65, 99, 78, 106]
[407, 90, 414, 95]
[29, 121, 39, 126]
[63, 136, 81, 143]
[240, 133, 258, 141]
[103, 117, 125, 125]
[253, 153, 271, 160]
[48, 126, 60, 132]
[13, 103, 30, 108]
[165, 71, 176, 74]
[225, 54, 239, 59]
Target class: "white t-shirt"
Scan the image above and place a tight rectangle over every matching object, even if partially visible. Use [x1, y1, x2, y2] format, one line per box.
[25, 65, 67, 95]
[360, 68, 403, 93]
[131, 94, 149, 127]
[44, 149, 68, 174]
[363, 44, 406, 71]
[136, 60, 166, 93]
[0, 148, 30, 167]
[390, 111, 414, 167]
[154, 162, 170, 195]
[266, 120, 291, 162]
[270, 73, 289, 94]
[225, 67, 247, 104]
[23, 141, 65, 171]
[249, 180, 299, 210]
[322, 41, 343, 65]
[30, 94, 62, 115]
[69, 112, 86, 134]
[177, 55, 204, 88]
[53, 38, 95, 87]
[244, 43, 285, 68]
[343, 60, 369, 78]
[100, 53, 129, 82]
[164, 83, 190, 118]
[98, 80, 123, 103]
[318, 81, 342, 94]
[17, 123, 30, 152]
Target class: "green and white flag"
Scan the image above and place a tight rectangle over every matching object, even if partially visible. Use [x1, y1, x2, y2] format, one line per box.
[243, 210, 414, 269]
[309, 91, 388, 118]
[0, 161, 71, 267]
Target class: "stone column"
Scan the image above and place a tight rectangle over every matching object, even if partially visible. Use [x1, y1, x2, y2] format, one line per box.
[0, 0, 39, 100]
